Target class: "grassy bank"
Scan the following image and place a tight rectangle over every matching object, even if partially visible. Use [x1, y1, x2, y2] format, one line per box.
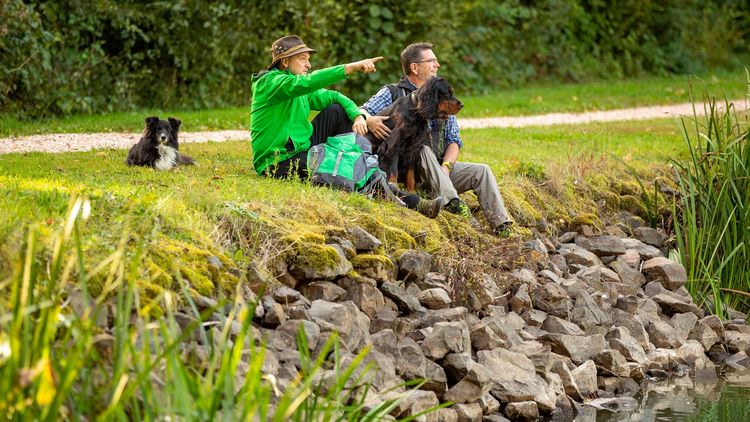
[2, 71, 746, 137]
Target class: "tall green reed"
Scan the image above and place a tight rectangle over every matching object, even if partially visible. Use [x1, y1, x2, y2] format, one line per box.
[672, 72, 750, 318]
[0, 194, 428, 420]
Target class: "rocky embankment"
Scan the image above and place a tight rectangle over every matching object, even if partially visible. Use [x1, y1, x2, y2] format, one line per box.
[183, 213, 750, 421]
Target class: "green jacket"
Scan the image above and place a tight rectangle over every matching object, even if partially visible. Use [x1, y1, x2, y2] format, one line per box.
[250, 65, 362, 174]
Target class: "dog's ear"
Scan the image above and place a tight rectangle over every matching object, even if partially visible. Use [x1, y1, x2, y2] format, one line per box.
[168, 117, 181, 132]
[416, 77, 440, 119]
[145, 116, 160, 129]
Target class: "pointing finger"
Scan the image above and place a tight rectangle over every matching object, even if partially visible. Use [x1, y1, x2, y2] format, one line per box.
[371, 57, 384, 63]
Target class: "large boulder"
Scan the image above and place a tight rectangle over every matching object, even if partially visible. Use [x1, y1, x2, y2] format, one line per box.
[308, 300, 370, 352]
[641, 257, 687, 291]
[478, 348, 557, 412]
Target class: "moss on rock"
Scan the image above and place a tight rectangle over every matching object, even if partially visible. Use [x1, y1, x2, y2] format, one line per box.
[350, 254, 396, 283]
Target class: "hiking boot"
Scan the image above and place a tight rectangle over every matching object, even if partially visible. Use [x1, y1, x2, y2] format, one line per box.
[445, 198, 482, 229]
[493, 221, 515, 238]
[416, 196, 447, 219]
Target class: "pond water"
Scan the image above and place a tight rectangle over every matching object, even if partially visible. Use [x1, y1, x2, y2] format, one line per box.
[588, 371, 750, 421]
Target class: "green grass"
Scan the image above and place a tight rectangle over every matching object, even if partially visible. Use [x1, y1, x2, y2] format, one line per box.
[2, 70, 747, 137]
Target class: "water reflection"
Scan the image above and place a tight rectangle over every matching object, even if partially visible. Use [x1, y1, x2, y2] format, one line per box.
[586, 371, 750, 421]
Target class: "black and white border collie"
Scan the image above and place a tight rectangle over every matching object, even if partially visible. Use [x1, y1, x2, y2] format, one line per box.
[126, 116, 195, 170]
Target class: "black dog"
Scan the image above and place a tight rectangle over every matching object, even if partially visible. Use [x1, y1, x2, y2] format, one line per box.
[366, 77, 463, 191]
[126, 116, 195, 170]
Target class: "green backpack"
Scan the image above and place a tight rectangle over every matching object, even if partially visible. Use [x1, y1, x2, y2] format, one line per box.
[307, 133, 404, 204]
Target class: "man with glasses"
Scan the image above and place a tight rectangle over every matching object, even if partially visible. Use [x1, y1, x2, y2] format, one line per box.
[359, 42, 514, 237]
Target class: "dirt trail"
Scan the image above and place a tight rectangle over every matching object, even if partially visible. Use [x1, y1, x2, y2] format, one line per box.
[1, 100, 746, 155]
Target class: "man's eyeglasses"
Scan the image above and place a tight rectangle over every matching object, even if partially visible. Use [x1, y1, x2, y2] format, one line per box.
[415, 58, 439, 64]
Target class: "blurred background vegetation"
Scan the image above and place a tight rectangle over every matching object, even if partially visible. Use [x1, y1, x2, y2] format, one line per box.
[1, 0, 749, 119]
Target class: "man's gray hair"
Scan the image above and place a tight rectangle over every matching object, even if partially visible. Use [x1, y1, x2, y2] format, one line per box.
[400, 42, 433, 76]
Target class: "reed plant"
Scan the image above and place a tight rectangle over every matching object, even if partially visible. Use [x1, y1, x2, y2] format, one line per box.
[0, 194, 431, 420]
[672, 73, 750, 318]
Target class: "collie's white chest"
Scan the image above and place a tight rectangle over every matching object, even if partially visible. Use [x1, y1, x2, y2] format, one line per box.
[154, 145, 178, 170]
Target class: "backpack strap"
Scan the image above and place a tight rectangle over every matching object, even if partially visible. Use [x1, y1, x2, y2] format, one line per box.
[385, 83, 400, 103]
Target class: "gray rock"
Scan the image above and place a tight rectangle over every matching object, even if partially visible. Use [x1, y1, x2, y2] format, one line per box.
[422, 321, 471, 360]
[575, 235, 626, 256]
[539, 269, 565, 284]
[340, 279, 385, 319]
[621, 238, 662, 260]
[393, 390, 439, 420]
[594, 349, 631, 377]
[478, 348, 557, 412]
[443, 362, 492, 403]
[483, 313, 525, 347]
[634, 227, 668, 247]
[701, 315, 726, 341]
[524, 238, 548, 255]
[641, 257, 688, 291]
[417, 272, 450, 290]
[548, 357, 582, 400]
[381, 282, 424, 314]
[607, 327, 647, 364]
[510, 283, 532, 315]
[505, 401, 539, 421]
[725, 331, 750, 353]
[677, 340, 706, 367]
[309, 300, 370, 352]
[542, 315, 585, 336]
[521, 309, 548, 328]
[453, 402, 483, 422]
[352, 254, 396, 283]
[613, 295, 639, 314]
[647, 320, 682, 349]
[435, 408, 458, 422]
[512, 268, 538, 285]
[689, 320, 720, 350]
[263, 302, 287, 327]
[558, 231, 577, 243]
[571, 360, 597, 399]
[725, 351, 750, 370]
[533, 282, 572, 319]
[327, 236, 356, 259]
[478, 392, 501, 415]
[418, 288, 452, 310]
[671, 313, 699, 343]
[651, 293, 702, 317]
[608, 259, 646, 287]
[371, 329, 400, 359]
[276, 319, 321, 350]
[289, 244, 353, 282]
[272, 286, 308, 305]
[619, 248, 643, 269]
[470, 321, 507, 350]
[570, 290, 612, 335]
[559, 244, 603, 267]
[694, 356, 718, 381]
[306, 281, 347, 302]
[349, 226, 382, 251]
[539, 333, 606, 365]
[397, 249, 433, 282]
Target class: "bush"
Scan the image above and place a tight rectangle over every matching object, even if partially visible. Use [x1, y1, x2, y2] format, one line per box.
[1, 0, 748, 118]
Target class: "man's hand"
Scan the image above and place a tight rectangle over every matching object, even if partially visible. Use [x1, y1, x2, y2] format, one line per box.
[366, 116, 391, 140]
[345, 57, 384, 75]
[352, 115, 368, 136]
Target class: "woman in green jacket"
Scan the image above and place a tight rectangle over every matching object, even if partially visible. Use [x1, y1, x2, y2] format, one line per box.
[250, 35, 445, 218]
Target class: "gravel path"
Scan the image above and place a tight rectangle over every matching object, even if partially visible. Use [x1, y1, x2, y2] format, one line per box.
[1, 100, 745, 155]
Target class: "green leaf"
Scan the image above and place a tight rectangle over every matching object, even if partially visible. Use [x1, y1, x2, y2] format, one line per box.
[368, 5, 380, 17]
[380, 7, 393, 19]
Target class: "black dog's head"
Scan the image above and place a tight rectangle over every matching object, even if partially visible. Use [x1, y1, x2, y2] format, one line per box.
[144, 116, 181, 148]
[415, 77, 463, 120]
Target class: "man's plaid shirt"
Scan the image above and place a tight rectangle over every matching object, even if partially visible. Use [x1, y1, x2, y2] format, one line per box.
[360, 79, 463, 149]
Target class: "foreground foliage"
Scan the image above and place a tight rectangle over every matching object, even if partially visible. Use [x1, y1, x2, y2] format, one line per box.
[0, 196, 432, 420]
[673, 81, 750, 317]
